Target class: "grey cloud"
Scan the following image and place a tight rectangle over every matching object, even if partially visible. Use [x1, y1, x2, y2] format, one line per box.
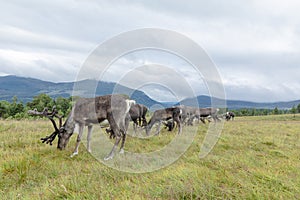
[0, 0, 300, 102]
[113, 64, 197, 101]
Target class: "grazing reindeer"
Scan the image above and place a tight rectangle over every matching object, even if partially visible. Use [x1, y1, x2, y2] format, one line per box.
[146, 107, 182, 135]
[198, 107, 221, 122]
[225, 111, 235, 121]
[129, 103, 148, 131]
[162, 119, 175, 131]
[184, 107, 220, 124]
[29, 94, 135, 160]
[105, 103, 148, 138]
[179, 106, 201, 126]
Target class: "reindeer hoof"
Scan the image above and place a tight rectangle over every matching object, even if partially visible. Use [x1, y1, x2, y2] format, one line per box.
[104, 155, 113, 161]
[70, 152, 78, 158]
[119, 149, 124, 154]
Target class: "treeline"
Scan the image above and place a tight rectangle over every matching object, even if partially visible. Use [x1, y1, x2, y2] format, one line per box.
[1, 94, 300, 119]
[0, 94, 73, 119]
[229, 105, 300, 117]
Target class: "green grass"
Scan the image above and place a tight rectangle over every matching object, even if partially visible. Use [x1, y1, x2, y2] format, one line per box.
[0, 115, 300, 199]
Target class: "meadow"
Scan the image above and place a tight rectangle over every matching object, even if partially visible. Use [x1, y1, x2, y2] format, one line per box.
[0, 114, 300, 199]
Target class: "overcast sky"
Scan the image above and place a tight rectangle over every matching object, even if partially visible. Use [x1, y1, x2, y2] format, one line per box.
[1, 0, 300, 102]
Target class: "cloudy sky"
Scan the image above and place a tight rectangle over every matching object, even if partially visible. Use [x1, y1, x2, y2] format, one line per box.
[1, 0, 300, 102]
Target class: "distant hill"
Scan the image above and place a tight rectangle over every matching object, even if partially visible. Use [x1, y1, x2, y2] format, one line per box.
[1, 75, 299, 110]
[0, 75, 162, 109]
[180, 95, 300, 110]
[0, 75, 73, 102]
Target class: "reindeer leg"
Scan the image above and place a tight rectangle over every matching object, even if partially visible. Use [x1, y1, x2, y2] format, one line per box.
[71, 124, 84, 157]
[104, 134, 121, 160]
[213, 115, 221, 123]
[87, 125, 93, 153]
[104, 114, 122, 160]
[133, 120, 137, 135]
[200, 117, 206, 124]
[174, 115, 182, 134]
[155, 121, 161, 135]
[119, 131, 126, 154]
[119, 117, 128, 154]
[142, 117, 147, 127]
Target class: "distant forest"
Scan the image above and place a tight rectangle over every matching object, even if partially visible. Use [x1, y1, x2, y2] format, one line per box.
[0, 94, 73, 119]
[0, 94, 300, 119]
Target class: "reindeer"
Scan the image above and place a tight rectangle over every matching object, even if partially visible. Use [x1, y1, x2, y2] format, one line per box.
[178, 105, 201, 126]
[105, 103, 148, 138]
[29, 94, 135, 160]
[129, 103, 148, 131]
[146, 107, 182, 135]
[162, 119, 176, 131]
[182, 107, 221, 124]
[225, 111, 235, 121]
[198, 107, 221, 123]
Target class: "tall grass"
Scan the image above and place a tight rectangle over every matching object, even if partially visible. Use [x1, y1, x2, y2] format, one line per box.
[0, 115, 300, 199]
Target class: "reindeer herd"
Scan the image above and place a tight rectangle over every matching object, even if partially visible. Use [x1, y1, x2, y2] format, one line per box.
[29, 94, 234, 160]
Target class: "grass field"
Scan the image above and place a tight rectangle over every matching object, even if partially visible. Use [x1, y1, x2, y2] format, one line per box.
[0, 114, 300, 199]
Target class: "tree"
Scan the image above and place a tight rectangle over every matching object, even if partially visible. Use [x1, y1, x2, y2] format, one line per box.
[250, 108, 256, 116]
[0, 101, 9, 118]
[240, 109, 249, 116]
[8, 96, 24, 117]
[291, 105, 296, 117]
[297, 104, 300, 113]
[273, 107, 279, 115]
[27, 94, 54, 111]
[55, 96, 72, 116]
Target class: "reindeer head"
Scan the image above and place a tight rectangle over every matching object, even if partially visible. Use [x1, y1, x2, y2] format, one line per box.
[57, 127, 70, 150]
[57, 118, 75, 150]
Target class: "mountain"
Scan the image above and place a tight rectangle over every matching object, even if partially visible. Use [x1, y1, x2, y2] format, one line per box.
[0, 75, 73, 102]
[0, 75, 162, 109]
[180, 95, 300, 110]
[1, 75, 299, 110]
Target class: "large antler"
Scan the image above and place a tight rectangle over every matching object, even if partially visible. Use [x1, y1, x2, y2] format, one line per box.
[28, 106, 63, 145]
